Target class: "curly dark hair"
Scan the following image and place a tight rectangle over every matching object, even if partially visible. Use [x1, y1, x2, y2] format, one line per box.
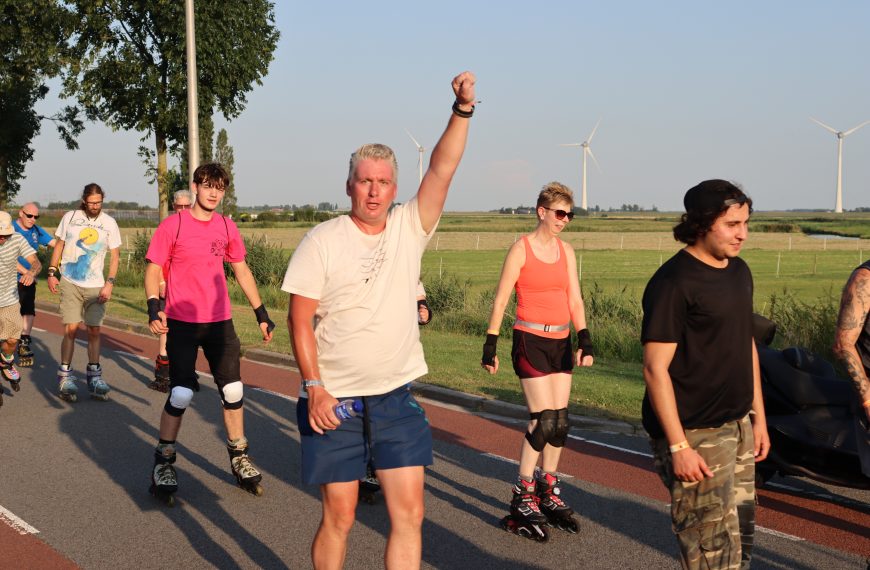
[192, 162, 230, 189]
[673, 180, 752, 245]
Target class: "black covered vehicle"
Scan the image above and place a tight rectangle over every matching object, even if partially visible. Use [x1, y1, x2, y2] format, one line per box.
[753, 314, 870, 489]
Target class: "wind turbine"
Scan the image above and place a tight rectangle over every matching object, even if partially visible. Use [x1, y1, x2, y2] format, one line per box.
[560, 119, 601, 211]
[405, 129, 425, 184]
[810, 117, 870, 213]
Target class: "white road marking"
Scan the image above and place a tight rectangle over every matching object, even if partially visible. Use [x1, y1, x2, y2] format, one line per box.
[568, 433, 653, 458]
[0, 505, 39, 535]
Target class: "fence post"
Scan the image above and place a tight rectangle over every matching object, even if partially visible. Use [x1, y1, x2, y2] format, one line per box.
[476, 235, 480, 250]
[435, 236, 440, 251]
[439, 257, 443, 279]
[788, 236, 792, 251]
[578, 254, 582, 282]
[813, 254, 817, 275]
[776, 252, 781, 278]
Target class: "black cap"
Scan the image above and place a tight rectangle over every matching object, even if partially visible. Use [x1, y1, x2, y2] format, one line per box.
[683, 179, 747, 215]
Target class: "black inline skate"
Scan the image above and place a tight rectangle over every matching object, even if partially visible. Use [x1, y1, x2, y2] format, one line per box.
[536, 471, 579, 533]
[359, 463, 381, 505]
[0, 352, 20, 393]
[149, 354, 170, 393]
[17, 335, 34, 367]
[150, 442, 178, 507]
[228, 437, 263, 496]
[500, 477, 549, 542]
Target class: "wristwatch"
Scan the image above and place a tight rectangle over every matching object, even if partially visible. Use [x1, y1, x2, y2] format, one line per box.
[302, 379, 324, 391]
[106, 277, 115, 285]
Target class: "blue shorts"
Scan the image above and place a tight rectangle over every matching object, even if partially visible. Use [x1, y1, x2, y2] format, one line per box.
[296, 384, 433, 485]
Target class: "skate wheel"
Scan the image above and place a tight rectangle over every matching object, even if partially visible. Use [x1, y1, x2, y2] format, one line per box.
[554, 516, 579, 534]
[59, 394, 77, 403]
[91, 394, 109, 401]
[499, 516, 549, 542]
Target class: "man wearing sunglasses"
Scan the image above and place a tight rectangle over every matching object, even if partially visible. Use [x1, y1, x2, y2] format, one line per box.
[641, 180, 769, 569]
[13, 203, 56, 367]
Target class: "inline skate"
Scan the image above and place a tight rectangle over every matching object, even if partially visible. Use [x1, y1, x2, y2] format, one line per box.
[150, 442, 178, 507]
[17, 335, 34, 367]
[359, 463, 381, 504]
[500, 477, 549, 542]
[228, 437, 263, 496]
[86, 363, 110, 401]
[536, 471, 579, 533]
[57, 364, 78, 402]
[0, 353, 20, 392]
[149, 354, 170, 393]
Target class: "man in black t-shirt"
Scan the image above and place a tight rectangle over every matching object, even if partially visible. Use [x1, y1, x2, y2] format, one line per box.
[641, 179, 770, 570]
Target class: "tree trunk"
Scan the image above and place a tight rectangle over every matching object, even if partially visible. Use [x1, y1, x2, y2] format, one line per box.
[0, 158, 8, 210]
[155, 131, 169, 220]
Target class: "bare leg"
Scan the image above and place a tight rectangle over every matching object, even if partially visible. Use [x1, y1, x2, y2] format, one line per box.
[378, 466, 425, 570]
[312, 481, 358, 570]
[61, 323, 78, 364]
[86, 326, 101, 363]
[223, 406, 245, 441]
[22, 314, 34, 336]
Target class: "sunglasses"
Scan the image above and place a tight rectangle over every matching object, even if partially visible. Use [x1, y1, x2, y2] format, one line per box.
[542, 207, 575, 221]
[22, 212, 39, 219]
[174, 204, 191, 210]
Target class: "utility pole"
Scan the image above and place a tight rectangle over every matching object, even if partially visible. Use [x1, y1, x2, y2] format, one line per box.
[185, 0, 200, 183]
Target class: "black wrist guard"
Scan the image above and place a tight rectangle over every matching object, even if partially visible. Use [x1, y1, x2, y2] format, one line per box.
[576, 328, 594, 357]
[254, 304, 276, 334]
[452, 100, 475, 118]
[147, 298, 162, 323]
[417, 299, 433, 325]
[482, 333, 498, 366]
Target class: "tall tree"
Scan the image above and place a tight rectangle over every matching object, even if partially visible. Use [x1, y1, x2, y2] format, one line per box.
[215, 128, 237, 218]
[0, 1, 82, 207]
[62, 1, 279, 219]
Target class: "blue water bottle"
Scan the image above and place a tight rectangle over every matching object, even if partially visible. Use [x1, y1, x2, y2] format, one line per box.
[334, 399, 364, 421]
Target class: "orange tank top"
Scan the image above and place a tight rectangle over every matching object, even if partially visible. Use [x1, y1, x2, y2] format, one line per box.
[514, 236, 571, 339]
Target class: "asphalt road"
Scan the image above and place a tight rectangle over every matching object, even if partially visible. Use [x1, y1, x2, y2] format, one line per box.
[0, 312, 867, 569]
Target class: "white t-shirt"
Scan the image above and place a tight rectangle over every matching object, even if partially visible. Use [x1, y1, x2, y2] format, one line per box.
[281, 198, 435, 397]
[55, 210, 122, 288]
[0, 234, 36, 307]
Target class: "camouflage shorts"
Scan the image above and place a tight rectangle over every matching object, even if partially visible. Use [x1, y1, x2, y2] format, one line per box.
[650, 414, 756, 570]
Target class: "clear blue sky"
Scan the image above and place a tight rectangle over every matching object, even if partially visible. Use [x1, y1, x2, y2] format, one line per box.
[22, 1, 870, 212]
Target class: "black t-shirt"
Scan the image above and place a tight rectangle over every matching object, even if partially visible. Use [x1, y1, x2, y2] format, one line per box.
[640, 249, 755, 438]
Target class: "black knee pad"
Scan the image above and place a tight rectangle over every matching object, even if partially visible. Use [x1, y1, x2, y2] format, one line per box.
[525, 409, 558, 452]
[549, 408, 570, 447]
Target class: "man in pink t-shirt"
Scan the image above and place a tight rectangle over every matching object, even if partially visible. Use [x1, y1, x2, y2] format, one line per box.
[144, 163, 275, 505]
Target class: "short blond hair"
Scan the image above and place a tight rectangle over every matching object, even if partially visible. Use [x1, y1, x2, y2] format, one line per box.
[347, 143, 398, 183]
[536, 181, 574, 209]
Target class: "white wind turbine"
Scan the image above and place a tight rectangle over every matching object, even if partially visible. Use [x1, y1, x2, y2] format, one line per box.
[810, 117, 870, 213]
[405, 129, 426, 184]
[560, 119, 601, 211]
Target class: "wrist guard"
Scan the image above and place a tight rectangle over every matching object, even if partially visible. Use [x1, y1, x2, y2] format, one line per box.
[481, 333, 498, 366]
[147, 298, 162, 322]
[254, 304, 276, 334]
[576, 328, 594, 357]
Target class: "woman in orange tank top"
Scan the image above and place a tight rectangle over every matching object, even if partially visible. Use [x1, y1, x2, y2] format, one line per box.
[481, 182, 594, 539]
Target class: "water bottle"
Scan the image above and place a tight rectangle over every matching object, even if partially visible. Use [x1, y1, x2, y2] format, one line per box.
[334, 399, 364, 421]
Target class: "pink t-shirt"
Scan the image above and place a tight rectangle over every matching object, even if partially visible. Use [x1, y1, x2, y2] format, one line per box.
[145, 210, 246, 323]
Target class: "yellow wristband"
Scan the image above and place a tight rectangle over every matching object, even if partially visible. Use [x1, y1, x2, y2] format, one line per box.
[669, 440, 690, 453]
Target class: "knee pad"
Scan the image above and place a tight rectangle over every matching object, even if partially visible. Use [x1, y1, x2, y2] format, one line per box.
[525, 409, 558, 452]
[164, 386, 195, 417]
[220, 381, 244, 410]
[549, 408, 570, 447]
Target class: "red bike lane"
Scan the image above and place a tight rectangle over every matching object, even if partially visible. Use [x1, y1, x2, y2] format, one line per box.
[9, 311, 869, 566]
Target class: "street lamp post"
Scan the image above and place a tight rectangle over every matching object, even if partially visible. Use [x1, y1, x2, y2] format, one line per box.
[185, 0, 200, 184]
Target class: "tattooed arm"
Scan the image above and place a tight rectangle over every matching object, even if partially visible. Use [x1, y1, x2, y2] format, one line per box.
[833, 266, 870, 422]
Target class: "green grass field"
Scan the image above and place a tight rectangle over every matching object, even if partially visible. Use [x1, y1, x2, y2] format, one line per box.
[36, 211, 869, 425]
